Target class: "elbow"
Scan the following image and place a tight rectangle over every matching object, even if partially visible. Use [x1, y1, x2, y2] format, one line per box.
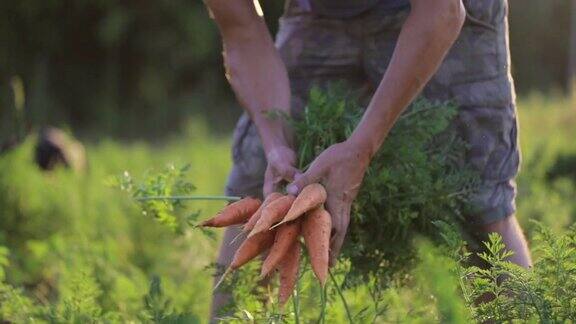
[444, 0, 466, 39]
[412, 0, 466, 40]
[428, 0, 466, 44]
[452, 0, 466, 32]
[206, 0, 263, 41]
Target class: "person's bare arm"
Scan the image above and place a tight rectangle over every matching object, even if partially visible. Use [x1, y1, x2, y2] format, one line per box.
[205, 0, 298, 195]
[288, 0, 466, 265]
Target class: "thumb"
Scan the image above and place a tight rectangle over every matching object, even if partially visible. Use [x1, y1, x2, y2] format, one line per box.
[286, 166, 323, 196]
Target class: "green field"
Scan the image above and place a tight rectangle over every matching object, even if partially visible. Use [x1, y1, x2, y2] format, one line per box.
[1, 95, 575, 322]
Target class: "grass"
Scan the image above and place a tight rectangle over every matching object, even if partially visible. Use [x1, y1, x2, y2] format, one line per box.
[0, 94, 574, 322]
[516, 94, 576, 232]
[0, 122, 231, 321]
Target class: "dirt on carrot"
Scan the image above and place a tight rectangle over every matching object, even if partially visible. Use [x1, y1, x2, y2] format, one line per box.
[302, 206, 331, 286]
[231, 230, 276, 270]
[260, 219, 302, 278]
[278, 241, 301, 307]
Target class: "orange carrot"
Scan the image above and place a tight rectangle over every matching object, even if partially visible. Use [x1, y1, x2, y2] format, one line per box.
[302, 206, 331, 286]
[243, 192, 282, 233]
[201, 197, 261, 227]
[231, 230, 276, 270]
[278, 241, 301, 307]
[214, 229, 276, 291]
[260, 219, 302, 278]
[248, 195, 295, 238]
[272, 183, 326, 228]
[230, 193, 283, 245]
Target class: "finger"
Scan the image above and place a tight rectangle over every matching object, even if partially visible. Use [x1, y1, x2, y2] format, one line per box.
[286, 166, 323, 196]
[263, 167, 275, 197]
[271, 174, 288, 194]
[326, 197, 351, 267]
[276, 164, 300, 182]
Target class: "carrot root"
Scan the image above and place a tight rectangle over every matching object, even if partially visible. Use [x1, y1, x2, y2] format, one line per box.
[248, 195, 295, 238]
[228, 231, 245, 246]
[278, 241, 301, 307]
[302, 206, 331, 286]
[260, 220, 302, 279]
[213, 267, 232, 292]
[201, 197, 261, 227]
[230, 230, 276, 270]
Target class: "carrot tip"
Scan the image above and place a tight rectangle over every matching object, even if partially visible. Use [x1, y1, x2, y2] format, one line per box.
[229, 232, 244, 246]
[213, 267, 232, 292]
[259, 267, 275, 280]
[268, 221, 285, 230]
[246, 228, 261, 239]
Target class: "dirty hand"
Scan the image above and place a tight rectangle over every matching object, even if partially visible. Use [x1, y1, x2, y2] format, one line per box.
[286, 140, 371, 266]
[263, 144, 300, 197]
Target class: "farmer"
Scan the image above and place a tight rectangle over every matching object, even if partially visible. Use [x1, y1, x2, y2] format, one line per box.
[205, 0, 531, 317]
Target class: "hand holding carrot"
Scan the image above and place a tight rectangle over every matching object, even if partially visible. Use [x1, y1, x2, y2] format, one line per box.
[287, 141, 371, 266]
[263, 145, 300, 196]
[205, 185, 332, 305]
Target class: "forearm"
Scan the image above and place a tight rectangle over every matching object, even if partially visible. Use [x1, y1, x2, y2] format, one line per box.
[348, 0, 465, 156]
[206, 0, 292, 152]
[223, 27, 292, 152]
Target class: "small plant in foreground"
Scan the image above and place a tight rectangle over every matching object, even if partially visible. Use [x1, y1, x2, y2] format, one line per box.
[115, 164, 202, 234]
[460, 223, 576, 323]
[140, 276, 199, 323]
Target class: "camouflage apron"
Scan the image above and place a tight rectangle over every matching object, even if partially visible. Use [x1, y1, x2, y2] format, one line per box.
[225, 0, 519, 228]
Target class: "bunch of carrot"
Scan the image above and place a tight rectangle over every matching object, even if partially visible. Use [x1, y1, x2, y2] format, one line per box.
[201, 183, 330, 307]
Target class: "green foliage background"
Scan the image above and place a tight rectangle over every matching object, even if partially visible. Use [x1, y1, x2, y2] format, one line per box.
[0, 123, 231, 321]
[0, 95, 575, 322]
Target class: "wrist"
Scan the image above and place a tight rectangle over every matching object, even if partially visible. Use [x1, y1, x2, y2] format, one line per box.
[254, 114, 293, 153]
[263, 134, 291, 154]
[345, 132, 378, 160]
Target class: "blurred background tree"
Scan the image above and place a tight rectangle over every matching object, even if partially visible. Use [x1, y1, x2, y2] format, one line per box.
[0, 0, 573, 141]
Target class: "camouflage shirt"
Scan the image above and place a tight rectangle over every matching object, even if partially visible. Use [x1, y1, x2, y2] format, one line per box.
[295, 0, 410, 18]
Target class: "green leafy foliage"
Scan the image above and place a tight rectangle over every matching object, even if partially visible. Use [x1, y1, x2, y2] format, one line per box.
[52, 267, 115, 323]
[0, 124, 229, 321]
[0, 97, 575, 322]
[293, 87, 477, 287]
[118, 92, 576, 323]
[460, 224, 576, 322]
[140, 276, 199, 323]
[116, 164, 198, 234]
[0, 247, 40, 323]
